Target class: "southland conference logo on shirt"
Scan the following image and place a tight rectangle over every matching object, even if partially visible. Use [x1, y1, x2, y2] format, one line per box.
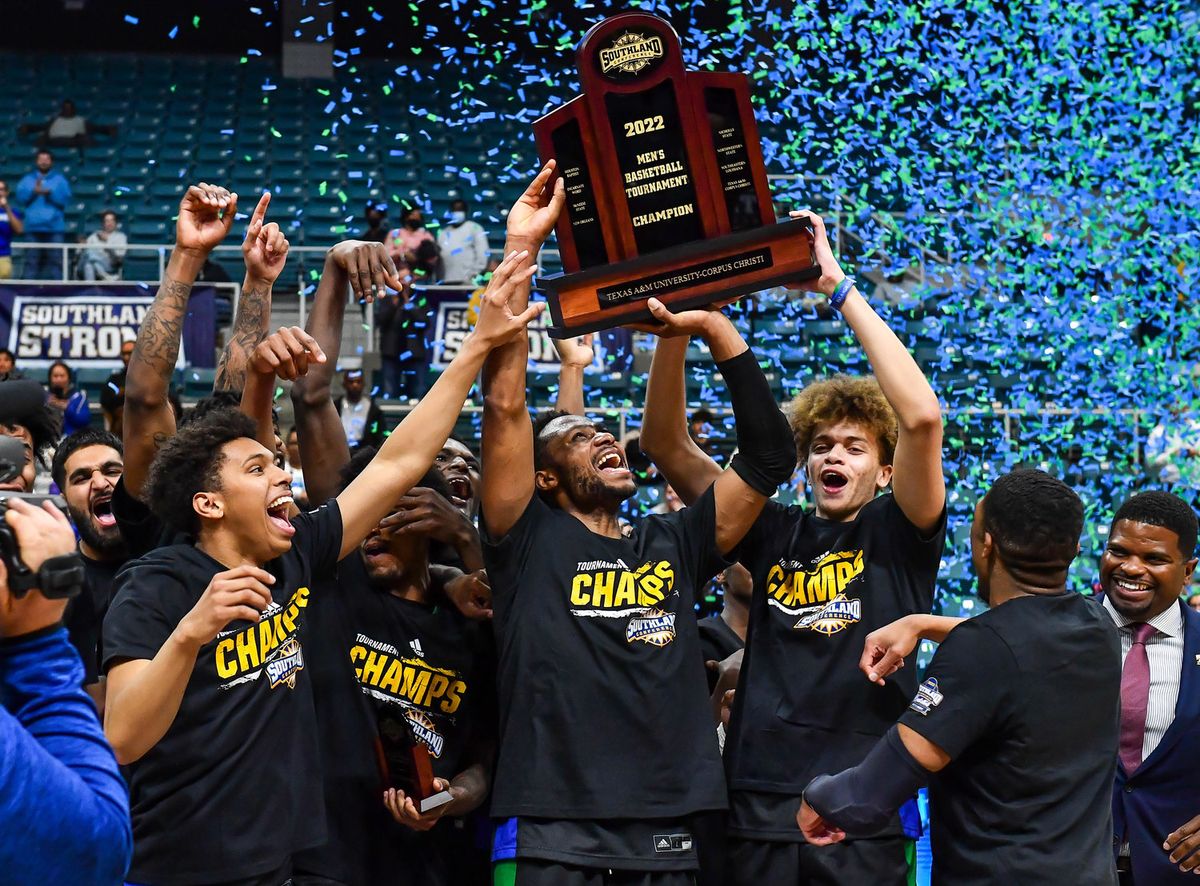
[909, 677, 943, 716]
[214, 586, 310, 690]
[765, 549, 865, 635]
[569, 558, 679, 647]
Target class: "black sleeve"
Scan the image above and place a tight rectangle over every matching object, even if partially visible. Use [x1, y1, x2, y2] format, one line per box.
[479, 494, 551, 603]
[291, 499, 345, 577]
[101, 566, 184, 671]
[671, 485, 734, 592]
[897, 617, 1015, 759]
[110, 476, 170, 558]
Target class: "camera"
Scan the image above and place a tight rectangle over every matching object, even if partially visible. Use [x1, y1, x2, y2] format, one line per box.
[0, 434, 83, 599]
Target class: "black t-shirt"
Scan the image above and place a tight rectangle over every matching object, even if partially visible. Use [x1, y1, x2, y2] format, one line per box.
[898, 593, 1120, 885]
[101, 502, 343, 885]
[514, 817, 699, 871]
[64, 553, 123, 685]
[697, 614, 743, 694]
[481, 487, 729, 820]
[296, 552, 496, 885]
[725, 494, 944, 838]
[110, 475, 179, 558]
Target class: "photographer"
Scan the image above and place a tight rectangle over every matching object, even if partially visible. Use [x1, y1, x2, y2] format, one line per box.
[0, 496, 132, 885]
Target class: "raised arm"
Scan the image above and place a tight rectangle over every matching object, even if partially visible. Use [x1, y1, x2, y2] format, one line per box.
[551, 333, 593, 416]
[336, 251, 543, 560]
[123, 184, 238, 496]
[213, 192, 283, 394]
[793, 211, 944, 533]
[639, 302, 797, 554]
[640, 334, 723, 505]
[480, 162, 565, 538]
[290, 240, 401, 506]
[240, 326, 326, 451]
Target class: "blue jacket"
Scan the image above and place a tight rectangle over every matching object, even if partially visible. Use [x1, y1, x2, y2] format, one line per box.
[15, 168, 71, 233]
[0, 624, 132, 885]
[1113, 600, 1200, 884]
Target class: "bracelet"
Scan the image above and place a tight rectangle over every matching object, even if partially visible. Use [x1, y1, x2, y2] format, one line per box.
[829, 276, 855, 311]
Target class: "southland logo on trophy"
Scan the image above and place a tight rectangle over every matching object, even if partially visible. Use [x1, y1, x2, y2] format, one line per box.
[533, 11, 820, 337]
[599, 32, 665, 76]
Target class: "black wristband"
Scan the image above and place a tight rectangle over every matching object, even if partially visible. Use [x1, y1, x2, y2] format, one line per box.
[715, 349, 797, 497]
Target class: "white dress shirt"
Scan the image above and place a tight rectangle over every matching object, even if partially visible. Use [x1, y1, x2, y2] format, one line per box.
[1103, 595, 1184, 760]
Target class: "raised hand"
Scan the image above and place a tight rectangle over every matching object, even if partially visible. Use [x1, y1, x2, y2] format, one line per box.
[379, 487, 477, 546]
[176, 183, 239, 257]
[629, 297, 722, 338]
[327, 239, 404, 303]
[469, 249, 544, 348]
[248, 326, 326, 381]
[506, 160, 566, 250]
[176, 565, 274, 647]
[787, 210, 846, 297]
[443, 569, 492, 621]
[241, 192, 290, 286]
[553, 332, 595, 369]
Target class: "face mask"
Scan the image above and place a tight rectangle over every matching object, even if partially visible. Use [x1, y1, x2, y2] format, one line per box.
[448, 211, 466, 225]
[405, 218, 422, 230]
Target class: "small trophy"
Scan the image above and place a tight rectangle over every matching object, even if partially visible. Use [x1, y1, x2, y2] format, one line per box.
[533, 11, 820, 337]
[375, 708, 454, 814]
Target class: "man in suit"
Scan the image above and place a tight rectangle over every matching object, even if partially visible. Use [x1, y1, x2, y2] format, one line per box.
[1103, 491, 1200, 883]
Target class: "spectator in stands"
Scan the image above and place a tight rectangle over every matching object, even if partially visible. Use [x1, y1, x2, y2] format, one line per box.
[437, 198, 489, 283]
[376, 288, 431, 401]
[0, 180, 25, 279]
[1189, 591, 1200, 613]
[20, 99, 116, 153]
[44, 361, 91, 438]
[100, 339, 135, 436]
[1146, 408, 1200, 504]
[77, 211, 127, 281]
[0, 349, 22, 381]
[335, 368, 385, 452]
[362, 200, 389, 244]
[387, 204, 439, 279]
[15, 150, 71, 280]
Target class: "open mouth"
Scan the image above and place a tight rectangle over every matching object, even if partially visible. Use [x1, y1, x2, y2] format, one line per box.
[266, 494, 295, 537]
[1110, 575, 1153, 601]
[91, 494, 117, 528]
[446, 475, 472, 508]
[595, 449, 629, 476]
[819, 469, 849, 495]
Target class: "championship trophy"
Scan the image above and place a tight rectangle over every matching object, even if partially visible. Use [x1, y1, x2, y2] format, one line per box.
[375, 707, 454, 814]
[533, 12, 820, 337]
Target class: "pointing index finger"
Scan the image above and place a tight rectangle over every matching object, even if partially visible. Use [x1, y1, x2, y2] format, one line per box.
[249, 191, 271, 229]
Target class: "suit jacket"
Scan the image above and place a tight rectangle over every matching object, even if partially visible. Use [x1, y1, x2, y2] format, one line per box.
[1113, 600, 1200, 884]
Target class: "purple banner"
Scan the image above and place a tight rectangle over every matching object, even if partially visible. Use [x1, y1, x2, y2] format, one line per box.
[0, 283, 216, 369]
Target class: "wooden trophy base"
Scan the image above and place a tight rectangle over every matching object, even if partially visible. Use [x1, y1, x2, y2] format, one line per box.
[538, 216, 820, 339]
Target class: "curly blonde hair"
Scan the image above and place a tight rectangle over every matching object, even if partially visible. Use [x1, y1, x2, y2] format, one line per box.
[785, 375, 898, 465]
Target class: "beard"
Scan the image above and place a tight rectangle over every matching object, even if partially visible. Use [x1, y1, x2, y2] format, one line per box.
[68, 503, 127, 559]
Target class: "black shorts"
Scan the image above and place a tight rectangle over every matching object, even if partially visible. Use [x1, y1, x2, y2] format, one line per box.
[726, 835, 909, 886]
[495, 859, 696, 886]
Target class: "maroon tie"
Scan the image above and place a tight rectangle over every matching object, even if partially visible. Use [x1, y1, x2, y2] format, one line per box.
[1119, 622, 1157, 774]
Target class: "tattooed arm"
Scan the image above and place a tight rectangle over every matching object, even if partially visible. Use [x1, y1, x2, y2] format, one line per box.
[214, 193, 286, 394]
[123, 184, 238, 497]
